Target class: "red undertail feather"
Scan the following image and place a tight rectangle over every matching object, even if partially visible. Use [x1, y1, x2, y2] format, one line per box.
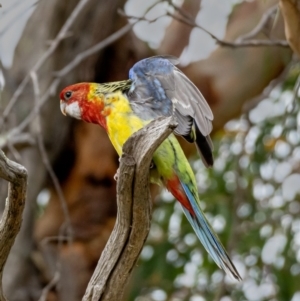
[166, 176, 195, 215]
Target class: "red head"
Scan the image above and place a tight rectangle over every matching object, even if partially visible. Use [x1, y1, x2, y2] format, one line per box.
[59, 83, 107, 129]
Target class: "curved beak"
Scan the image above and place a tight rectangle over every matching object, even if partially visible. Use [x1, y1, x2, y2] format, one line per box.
[60, 100, 67, 116]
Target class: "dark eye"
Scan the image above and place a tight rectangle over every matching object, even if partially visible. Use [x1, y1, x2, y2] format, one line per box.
[64, 91, 72, 99]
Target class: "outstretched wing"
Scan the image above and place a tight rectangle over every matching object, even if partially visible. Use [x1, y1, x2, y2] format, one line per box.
[128, 56, 214, 167]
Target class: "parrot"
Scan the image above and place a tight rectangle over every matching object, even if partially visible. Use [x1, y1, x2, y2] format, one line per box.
[59, 56, 241, 280]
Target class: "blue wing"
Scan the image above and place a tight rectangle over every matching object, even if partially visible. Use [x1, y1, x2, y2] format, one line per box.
[128, 56, 214, 167]
[128, 56, 174, 118]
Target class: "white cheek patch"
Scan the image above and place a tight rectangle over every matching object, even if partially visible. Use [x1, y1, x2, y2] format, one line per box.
[65, 101, 82, 120]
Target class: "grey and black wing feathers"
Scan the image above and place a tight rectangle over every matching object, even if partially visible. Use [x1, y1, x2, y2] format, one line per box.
[171, 67, 214, 167]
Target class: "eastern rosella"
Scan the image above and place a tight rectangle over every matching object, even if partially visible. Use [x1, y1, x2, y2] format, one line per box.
[59, 56, 241, 280]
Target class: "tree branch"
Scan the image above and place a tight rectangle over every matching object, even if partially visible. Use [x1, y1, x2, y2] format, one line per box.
[82, 116, 177, 301]
[0, 150, 27, 301]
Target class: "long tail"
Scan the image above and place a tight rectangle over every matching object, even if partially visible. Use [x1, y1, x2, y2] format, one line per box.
[181, 182, 242, 281]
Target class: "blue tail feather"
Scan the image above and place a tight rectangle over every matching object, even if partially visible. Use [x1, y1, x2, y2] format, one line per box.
[181, 182, 242, 281]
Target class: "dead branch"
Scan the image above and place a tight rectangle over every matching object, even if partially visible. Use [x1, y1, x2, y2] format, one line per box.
[82, 116, 177, 301]
[0, 150, 27, 301]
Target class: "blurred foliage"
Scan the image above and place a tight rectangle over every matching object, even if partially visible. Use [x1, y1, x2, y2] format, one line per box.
[127, 64, 300, 301]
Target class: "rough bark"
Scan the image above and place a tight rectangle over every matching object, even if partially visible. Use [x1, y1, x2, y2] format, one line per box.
[0, 150, 27, 301]
[83, 116, 176, 301]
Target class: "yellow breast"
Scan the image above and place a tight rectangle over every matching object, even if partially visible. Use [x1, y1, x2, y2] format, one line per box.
[104, 92, 146, 156]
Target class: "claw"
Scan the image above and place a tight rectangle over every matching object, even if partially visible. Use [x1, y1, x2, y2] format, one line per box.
[114, 168, 120, 181]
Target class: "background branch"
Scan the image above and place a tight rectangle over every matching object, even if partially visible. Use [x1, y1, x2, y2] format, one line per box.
[0, 150, 27, 301]
[83, 116, 177, 301]
[166, 4, 289, 48]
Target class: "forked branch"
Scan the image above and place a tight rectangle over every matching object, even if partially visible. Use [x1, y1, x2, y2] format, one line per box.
[83, 116, 177, 301]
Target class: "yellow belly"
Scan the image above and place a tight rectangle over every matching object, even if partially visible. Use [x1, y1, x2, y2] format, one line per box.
[105, 92, 146, 155]
[104, 92, 177, 184]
